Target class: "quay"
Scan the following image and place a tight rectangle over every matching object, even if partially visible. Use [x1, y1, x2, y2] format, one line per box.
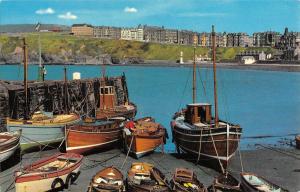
[0, 146, 299, 191]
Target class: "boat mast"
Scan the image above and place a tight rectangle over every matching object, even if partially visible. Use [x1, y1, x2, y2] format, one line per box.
[64, 66, 69, 114]
[23, 38, 29, 120]
[101, 56, 106, 109]
[192, 34, 197, 103]
[212, 25, 219, 127]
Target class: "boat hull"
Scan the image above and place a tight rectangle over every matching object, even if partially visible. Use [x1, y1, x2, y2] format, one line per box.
[0, 130, 21, 163]
[66, 122, 123, 154]
[125, 134, 164, 158]
[171, 118, 241, 170]
[96, 103, 137, 120]
[127, 182, 170, 192]
[7, 117, 81, 151]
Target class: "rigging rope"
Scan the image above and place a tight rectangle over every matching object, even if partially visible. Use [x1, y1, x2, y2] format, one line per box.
[177, 67, 192, 111]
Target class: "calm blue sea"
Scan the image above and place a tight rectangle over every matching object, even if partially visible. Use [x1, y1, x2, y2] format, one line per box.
[1, 64, 300, 151]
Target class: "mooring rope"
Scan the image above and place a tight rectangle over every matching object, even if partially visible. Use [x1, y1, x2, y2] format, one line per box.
[196, 128, 203, 164]
[209, 127, 225, 174]
[121, 134, 134, 170]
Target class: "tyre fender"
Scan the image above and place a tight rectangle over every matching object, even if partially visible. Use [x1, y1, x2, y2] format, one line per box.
[51, 177, 64, 190]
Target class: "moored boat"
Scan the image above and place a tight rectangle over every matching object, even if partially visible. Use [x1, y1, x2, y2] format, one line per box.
[240, 172, 289, 192]
[170, 168, 207, 192]
[5, 39, 81, 151]
[88, 166, 125, 192]
[127, 162, 171, 192]
[0, 130, 21, 163]
[208, 172, 241, 192]
[171, 26, 242, 171]
[65, 119, 123, 154]
[7, 112, 81, 151]
[295, 135, 300, 149]
[123, 117, 167, 158]
[15, 153, 83, 192]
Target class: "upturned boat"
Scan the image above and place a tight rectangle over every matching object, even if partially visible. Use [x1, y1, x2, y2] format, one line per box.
[123, 117, 167, 158]
[88, 166, 125, 192]
[15, 153, 83, 192]
[208, 173, 241, 192]
[6, 39, 81, 151]
[65, 119, 123, 154]
[170, 168, 207, 192]
[127, 162, 171, 192]
[0, 130, 21, 163]
[240, 172, 289, 192]
[171, 26, 242, 171]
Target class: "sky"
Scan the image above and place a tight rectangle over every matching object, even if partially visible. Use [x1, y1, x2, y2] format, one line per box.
[0, 0, 299, 34]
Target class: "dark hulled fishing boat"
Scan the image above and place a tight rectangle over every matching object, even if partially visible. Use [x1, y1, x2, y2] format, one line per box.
[171, 26, 242, 171]
[65, 119, 123, 154]
[88, 166, 125, 192]
[127, 162, 171, 192]
[123, 117, 167, 158]
[170, 168, 207, 192]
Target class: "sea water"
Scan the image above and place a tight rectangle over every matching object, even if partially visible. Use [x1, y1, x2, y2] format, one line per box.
[1, 64, 300, 151]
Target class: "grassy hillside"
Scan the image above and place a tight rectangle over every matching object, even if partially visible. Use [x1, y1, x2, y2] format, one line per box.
[0, 32, 276, 62]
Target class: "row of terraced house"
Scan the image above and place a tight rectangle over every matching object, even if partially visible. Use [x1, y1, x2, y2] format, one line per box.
[71, 24, 300, 49]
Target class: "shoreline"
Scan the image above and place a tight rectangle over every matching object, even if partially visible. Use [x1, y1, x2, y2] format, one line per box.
[1, 61, 300, 72]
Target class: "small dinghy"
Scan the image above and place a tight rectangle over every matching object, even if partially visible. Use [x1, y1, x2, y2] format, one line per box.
[240, 172, 289, 192]
[0, 130, 21, 163]
[208, 172, 241, 192]
[15, 153, 83, 192]
[123, 117, 168, 158]
[127, 162, 171, 192]
[170, 168, 207, 192]
[88, 166, 125, 192]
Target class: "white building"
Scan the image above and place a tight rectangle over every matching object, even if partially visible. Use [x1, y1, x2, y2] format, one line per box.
[121, 28, 144, 41]
[241, 56, 256, 64]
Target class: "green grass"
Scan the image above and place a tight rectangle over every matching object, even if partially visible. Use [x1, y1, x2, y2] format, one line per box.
[0, 33, 276, 62]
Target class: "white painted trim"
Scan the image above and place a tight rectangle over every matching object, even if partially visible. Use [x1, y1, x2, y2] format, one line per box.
[67, 139, 119, 151]
[173, 128, 241, 137]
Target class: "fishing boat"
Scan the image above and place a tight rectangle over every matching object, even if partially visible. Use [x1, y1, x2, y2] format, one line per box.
[295, 135, 300, 149]
[0, 130, 21, 163]
[240, 172, 289, 192]
[171, 26, 242, 171]
[6, 39, 81, 151]
[65, 119, 123, 154]
[15, 153, 83, 192]
[123, 117, 167, 158]
[127, 162, 171, 192]
[208, 173, 241, 192]
[88, 166, 125, 192]
[95, 64, 136, 120]
[170, 168, 207, 192]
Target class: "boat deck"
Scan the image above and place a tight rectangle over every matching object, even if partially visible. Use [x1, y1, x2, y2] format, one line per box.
[0, 147, 299, 191]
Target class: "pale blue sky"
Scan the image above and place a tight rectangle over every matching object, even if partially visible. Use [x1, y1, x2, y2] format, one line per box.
[0, 0, 299, 33]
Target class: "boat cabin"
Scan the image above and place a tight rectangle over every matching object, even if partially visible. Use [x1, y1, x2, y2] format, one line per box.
[100, 86, 116, 109]
[184, 103, 212, 124]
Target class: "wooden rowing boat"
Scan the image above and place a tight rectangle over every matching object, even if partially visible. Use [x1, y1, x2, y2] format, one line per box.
[208, 172, 241, 192]
[65, 119, 123, 154]
[170, 168, 207, 192]
[0, 130, 21, 163]
[127, 162, 171, 192]
[15, 153, 83, 192]
[295, 135, 300, 149]
[240, 172, 289, 192]
[123, 117, 167, 158]
[88, 166, 125, 192]
[7, 112, 81, 151]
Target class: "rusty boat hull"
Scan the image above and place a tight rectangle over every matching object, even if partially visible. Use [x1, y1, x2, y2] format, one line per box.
[66, 120, 123, 154]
